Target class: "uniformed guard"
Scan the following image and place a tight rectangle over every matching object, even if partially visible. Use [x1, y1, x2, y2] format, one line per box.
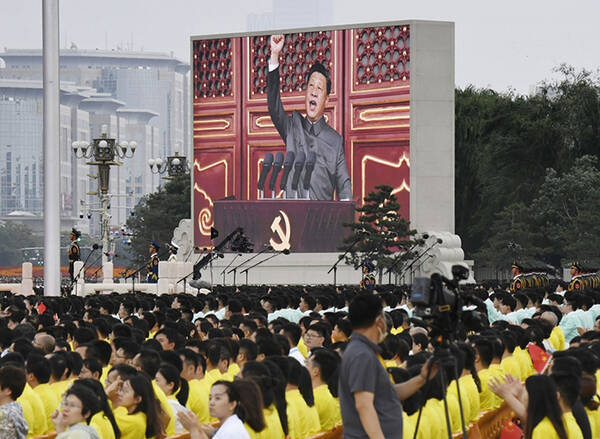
[68, 228, 81, 282]
[147, 241, 160, 283]
[168, 242, 179, 262]
[360, 261, 376, 292]
[509, 262, 525, 293]
[568, 262, 585, 291]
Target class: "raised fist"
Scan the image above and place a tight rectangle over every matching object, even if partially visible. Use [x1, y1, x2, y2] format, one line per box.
[270, 34, 284, 63]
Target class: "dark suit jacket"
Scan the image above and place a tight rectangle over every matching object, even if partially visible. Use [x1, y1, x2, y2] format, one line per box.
[267, 66, 352, 200]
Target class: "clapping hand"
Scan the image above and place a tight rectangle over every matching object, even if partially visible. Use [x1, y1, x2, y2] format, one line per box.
[489, 374, 523, 400]
[178, 409, 210, 439]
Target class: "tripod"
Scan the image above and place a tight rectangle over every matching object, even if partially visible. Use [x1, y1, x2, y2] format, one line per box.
[412, 338, 468, 439]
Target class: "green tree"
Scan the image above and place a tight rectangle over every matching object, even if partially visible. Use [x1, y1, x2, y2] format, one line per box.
[456, 66, 600, 266]
[0, 222, 42, 265]
[126, 175, 191, 265]
[339, 185, 416, 281]
[473, 203, 548, 270]
[532, 155, 600, 265]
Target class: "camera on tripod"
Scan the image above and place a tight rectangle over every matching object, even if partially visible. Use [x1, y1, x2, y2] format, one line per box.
[410, 264, 485, 343]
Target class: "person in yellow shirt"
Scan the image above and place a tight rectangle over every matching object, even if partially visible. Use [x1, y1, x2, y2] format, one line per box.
[202, 342, 231, 387]
[541, 311, 565, 352]
[306, 348, 342, 431]
[240, 361, 286, 439]
[491, 375, 564, 439]
[487, 337, 507, 409]
[79, 358, 103, 381]
[473, 338, 497, 412]
[499, 332, 522, 380]
[107, 371, 169, 439]
[549, 356, 586, 438]
[26, 353, 58, 434]
[131, 350, 176, 436]
[179, 347, 210, 423]
[456, 342, 481, 423]
[75, 378, 121, 439]
[271, 356, 319, 439]
[47, 351, 74, 402]
[580, 373, 600, 439]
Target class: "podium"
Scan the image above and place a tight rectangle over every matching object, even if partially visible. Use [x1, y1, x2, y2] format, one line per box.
[214, 200, 355, 253]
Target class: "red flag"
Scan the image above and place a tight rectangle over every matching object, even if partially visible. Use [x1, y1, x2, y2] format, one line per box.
[527, 343, 550, 373]
[500, 418, 522, 439]
[37, 302, 46, 315]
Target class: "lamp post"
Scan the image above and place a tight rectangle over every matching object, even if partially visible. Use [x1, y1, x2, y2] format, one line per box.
[72, 128, 136, 266]
[148, 151, 190, 179]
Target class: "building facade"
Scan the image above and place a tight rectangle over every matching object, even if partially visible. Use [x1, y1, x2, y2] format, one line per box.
[0, 49, 189, 243]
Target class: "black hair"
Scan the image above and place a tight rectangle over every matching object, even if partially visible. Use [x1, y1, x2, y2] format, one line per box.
[307, 61, 332, 95]
[412, 333, 429, 352]
[157, 363, 189, 406]
[277, 355, 314, 407]
[159, 350, 183, 372]
[107, 364, 138, 382]
[550, 355, 582, 409]
[301, 295, 316, 311]
[335, 318, 353, 338]
[87, 340, 112, 366]
[260, 360, 289, 435]
[238, 339, 258, 362]
[112, 324, 132, 339]
[74, 327, 97, 346]
[64, 383, 101, 423]
[67, 351, 84, 375]
[127, 373, 168, 438]
[472, 337, 494, 368]
[212, 379, 265, 433]
[309, 347, 340, 397]
[74, 378, 121, 438]
[0, 365, 26, 400]
[282, 323, 302, 346]
[26, 353, 51, 383]
[348, 293, 383, 329]
[113, 337, 140, 361]
[81, 358, 103, 378]
[136, 349, 161, 377]
[524, 375, 567, 439]
[48, 352, 68, 381]
[457, 342, 481, 392]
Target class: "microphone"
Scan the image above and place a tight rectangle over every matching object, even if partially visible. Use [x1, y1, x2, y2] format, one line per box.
[291, 150, 306, 192]
[422, 233, 429, 240]
[302, 151, 316, 192]
[257, 153, 274, 191]
[92, 243, 102, 250]
[279, 151, 295, 193]
[268, 151, 284, 193]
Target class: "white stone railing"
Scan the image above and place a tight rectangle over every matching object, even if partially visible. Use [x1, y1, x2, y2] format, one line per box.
[72, 260, 195, 296]
[0, 262, 34, 295]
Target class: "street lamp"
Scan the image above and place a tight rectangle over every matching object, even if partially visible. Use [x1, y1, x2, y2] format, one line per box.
[72, 128, 136, 266]
[148, 151, 190, 179]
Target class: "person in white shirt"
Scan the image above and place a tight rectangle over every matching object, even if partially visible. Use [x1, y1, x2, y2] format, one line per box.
[281, 323, 305, 366]
[178, 379, 265, 439]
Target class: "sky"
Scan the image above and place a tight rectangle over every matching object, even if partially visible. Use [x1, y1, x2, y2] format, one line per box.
[1, 0, 600, 93]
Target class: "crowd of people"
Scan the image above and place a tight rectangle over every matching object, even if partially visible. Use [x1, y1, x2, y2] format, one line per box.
[0, 279, 597, 438]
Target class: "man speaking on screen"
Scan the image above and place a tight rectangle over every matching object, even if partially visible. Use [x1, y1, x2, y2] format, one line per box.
[268, 34, 352, 201]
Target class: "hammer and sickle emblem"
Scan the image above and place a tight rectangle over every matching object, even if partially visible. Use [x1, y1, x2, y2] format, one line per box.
[269, 210, 291, 252]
